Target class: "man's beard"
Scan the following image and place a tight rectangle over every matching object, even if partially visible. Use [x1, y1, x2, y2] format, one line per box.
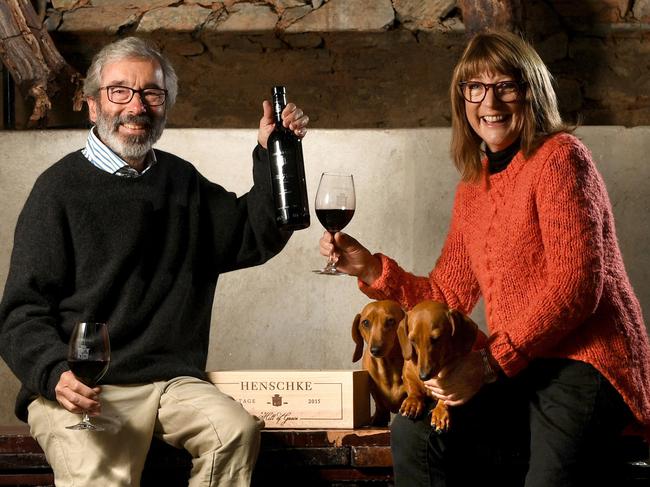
[94, 104, 166, 163]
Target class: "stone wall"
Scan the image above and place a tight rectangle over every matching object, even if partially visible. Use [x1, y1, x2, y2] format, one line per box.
[3, 0, 650, 128]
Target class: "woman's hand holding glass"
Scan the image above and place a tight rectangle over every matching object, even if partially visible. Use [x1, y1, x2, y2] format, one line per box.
[313, 172, 356, 275]
[318, 231, 382, 285]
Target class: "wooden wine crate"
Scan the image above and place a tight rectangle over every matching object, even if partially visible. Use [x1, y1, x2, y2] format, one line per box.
[207, 370, 370, 429]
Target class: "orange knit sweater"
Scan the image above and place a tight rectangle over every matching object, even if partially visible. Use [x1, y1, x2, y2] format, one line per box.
[360, 133, 650, 435]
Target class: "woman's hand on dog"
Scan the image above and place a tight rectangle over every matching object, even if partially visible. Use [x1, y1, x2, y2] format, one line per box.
[319, 231, 382, 284]
[424, 350, 485, 406]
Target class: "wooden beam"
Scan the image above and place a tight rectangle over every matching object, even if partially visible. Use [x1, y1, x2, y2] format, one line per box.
[0, 0, 82, 127]
[458, 0, 522, 36]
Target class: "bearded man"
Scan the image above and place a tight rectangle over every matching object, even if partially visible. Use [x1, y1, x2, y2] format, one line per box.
[0, 37, 309, 487]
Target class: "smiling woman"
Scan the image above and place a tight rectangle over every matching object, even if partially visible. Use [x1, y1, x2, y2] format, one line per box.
[449, 31, 568, 183]
[461, 74, 524, 153]
[316, 30, 650, 487]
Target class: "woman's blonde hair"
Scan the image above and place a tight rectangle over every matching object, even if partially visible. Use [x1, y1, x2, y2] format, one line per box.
[450, 31, 570, 182]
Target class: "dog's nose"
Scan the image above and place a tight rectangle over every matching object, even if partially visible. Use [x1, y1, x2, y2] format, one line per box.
[370, 346, 382, 357]
[419, 371, 431, 381]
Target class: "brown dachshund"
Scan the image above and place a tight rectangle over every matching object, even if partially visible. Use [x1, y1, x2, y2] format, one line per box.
[397, 300, 480, 432]
[352, 300, 407, 426]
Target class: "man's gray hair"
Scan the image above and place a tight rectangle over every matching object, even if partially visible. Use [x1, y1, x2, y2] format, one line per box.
[83, 37, 178, 108]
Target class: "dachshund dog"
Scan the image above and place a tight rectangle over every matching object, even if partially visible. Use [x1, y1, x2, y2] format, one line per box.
[397, 300, 480, 432]
[352, 300, 407, 426]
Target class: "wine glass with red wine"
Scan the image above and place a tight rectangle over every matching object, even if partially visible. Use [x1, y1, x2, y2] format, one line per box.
[65, 322, 110, 431]
[313, 172, 356, 275]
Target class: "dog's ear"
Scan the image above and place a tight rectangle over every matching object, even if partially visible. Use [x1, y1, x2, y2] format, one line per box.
[397, 314, 412, 360]
[395, 306, 406, 324]
[352, 313, 364, 362]
[447, 309, 478, 355]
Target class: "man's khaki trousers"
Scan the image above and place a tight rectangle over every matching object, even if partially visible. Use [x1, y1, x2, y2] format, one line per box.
[27, 376, 263, 486]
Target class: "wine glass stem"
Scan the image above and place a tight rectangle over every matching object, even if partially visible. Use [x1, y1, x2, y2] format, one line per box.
[326, 232, 337, 269]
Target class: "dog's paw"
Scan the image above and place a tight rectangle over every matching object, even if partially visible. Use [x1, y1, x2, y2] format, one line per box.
[430, 402, 450, 433]
[399, 396, 424, 418]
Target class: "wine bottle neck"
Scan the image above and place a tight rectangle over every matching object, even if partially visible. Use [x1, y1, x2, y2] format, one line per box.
[272, 86, 287, 125]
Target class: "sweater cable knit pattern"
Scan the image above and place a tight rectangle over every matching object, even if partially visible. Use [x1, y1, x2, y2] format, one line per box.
[360, 133, 650, 435]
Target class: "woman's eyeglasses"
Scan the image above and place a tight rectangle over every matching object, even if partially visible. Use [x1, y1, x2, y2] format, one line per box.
[458, 81, 525, 103]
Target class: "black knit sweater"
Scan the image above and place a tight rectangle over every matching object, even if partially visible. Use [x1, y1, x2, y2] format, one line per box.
[0, 146, 291, 421]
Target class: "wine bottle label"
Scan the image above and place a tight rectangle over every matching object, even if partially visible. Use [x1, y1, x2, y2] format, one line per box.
[270, 151, 299, 203]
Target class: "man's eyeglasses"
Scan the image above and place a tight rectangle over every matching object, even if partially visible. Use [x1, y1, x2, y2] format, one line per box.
[100, 85, 168, 106]
[458, 81, 525, 103]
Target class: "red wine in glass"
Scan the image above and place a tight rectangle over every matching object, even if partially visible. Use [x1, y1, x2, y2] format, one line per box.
[315, 209, 355, 234]
[67, 359, 109, 387]
[66, 322, 110, 431]
[313, 173, 356, 275]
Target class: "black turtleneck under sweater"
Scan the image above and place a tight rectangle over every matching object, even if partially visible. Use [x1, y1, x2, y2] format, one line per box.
[486, 139, 521, 174]
[0, 146, 291, 421]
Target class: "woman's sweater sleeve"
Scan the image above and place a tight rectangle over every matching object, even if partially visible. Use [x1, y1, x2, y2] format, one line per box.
[359, 186, 481, 314]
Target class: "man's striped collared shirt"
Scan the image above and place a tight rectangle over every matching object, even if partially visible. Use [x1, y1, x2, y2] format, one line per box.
[81, 127, 156, 177]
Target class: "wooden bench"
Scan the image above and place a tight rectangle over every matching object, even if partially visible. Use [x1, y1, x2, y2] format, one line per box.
[0, 425, 393, 486]
[1, 425, 649, 486]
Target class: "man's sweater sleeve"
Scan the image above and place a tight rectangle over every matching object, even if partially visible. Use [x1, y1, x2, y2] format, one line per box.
[201, 145, 292, 274]
[0, 177, 70, 401]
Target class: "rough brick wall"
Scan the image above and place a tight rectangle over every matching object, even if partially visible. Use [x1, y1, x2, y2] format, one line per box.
[5, 0, 650, 128]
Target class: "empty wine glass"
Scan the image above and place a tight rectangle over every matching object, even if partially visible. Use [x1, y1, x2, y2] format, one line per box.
[313, 172, 355, 275]
[65, 322, 110, 431]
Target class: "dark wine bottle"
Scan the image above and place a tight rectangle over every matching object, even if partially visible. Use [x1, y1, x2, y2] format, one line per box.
[267, 86, 310, 230]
